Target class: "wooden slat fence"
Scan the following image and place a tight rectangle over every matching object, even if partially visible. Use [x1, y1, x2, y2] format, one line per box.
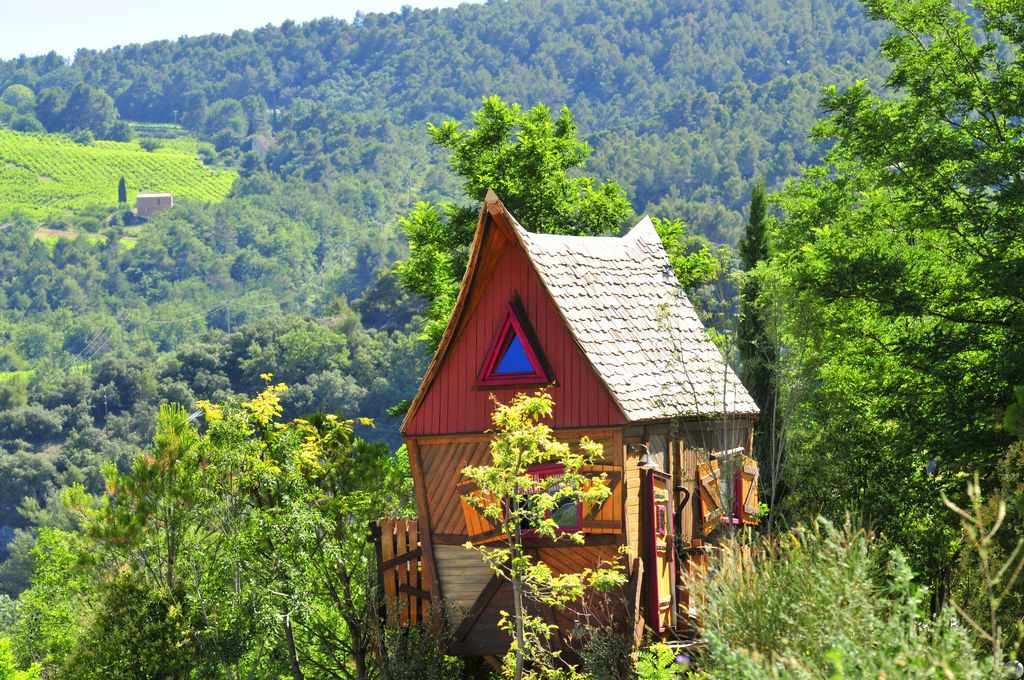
[370, 517, 431, 627]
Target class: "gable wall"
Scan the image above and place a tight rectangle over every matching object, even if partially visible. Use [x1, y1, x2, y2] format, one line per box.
[405, 241, 625, 435]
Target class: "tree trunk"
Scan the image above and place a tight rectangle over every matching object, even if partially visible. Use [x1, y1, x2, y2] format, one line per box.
[512, 572, 524, 680]
[283, 613, 305, 680]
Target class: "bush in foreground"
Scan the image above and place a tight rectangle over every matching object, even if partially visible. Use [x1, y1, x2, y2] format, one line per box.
[693, 518, 983, 679]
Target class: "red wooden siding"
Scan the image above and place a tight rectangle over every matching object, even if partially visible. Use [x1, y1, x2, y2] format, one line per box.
[406, 242, 625, 436]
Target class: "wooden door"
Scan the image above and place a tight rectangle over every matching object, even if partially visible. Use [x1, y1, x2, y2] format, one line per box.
[645, 470, 675, 633]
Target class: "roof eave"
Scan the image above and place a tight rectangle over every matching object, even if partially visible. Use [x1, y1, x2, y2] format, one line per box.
[401, 190, 513, 434]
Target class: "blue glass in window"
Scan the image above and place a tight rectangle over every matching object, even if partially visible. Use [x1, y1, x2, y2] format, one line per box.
[495, 333, 533, 374]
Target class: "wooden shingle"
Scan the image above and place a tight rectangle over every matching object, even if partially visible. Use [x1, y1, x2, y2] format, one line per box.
[514, 210, 758, 421]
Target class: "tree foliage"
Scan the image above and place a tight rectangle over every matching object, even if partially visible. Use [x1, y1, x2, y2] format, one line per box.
[770, 0, 1024, 587]
[461, 392, 624, 680]
[61, 385, 416, 680]
[398, 97, 630, 347]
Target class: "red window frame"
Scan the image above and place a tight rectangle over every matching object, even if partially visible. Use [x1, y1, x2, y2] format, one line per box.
[476, 301, 550, 387]
[515, 463, 583, 536]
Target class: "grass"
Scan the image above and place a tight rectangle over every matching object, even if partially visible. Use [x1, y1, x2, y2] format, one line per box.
[35, 232, 139, 250]
[0, 128, 237, 221]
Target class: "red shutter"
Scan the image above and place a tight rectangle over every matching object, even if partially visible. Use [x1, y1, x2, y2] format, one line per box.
[734, 455, 760, 525]
[697, 460, 722, 535]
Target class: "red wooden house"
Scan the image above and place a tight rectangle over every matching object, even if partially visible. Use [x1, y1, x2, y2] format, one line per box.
[376, 191, 760, 656]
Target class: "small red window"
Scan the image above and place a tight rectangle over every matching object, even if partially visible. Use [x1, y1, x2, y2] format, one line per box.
[477, 301, 550, 387]
[516, 463, 582, 535]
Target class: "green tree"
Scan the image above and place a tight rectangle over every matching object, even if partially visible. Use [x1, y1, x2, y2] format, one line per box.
[117, 176, 126, 204]
[10, 529, 89, 674]
[736, 179, 782, 515]
[770, 0, 1024, 588]
[80, 383, 415, 680]
[1, 85, 35, 114]
[62, 83, 116, 137]
[34, 87, 67, 132]
[397, 97, 631, 348]
[0, 638, 41, 680]
[461, 392, 624, 680]
[55, 572, 193, 680]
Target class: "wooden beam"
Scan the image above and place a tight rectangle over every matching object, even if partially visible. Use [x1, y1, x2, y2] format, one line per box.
[522, 533, 619, 547]
[627, 557, 645, 648]
[435, 532, 621, 547]
[580, 520, 623, 531]
[407, 439, 443, 612]
[398, 584, 432, 601]
[379, 547, 423, 571]
[368, 521, 386, 622]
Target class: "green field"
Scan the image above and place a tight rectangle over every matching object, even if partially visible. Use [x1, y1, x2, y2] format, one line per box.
[0, 129, 237, 221]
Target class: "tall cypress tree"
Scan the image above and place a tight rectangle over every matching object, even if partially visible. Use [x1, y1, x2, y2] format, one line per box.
[117, 176, 127, 204]
[737, 179, 778, 503]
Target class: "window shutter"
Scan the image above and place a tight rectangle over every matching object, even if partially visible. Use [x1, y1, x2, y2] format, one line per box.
[456, 478, 507, 545]
[735, 455, 760, 525]
[579, 464, 622, 534]
[697, 460, 722, 535]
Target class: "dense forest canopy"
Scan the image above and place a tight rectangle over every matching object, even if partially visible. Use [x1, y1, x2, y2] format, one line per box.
[1, 0, 1023, 676]
[0, 0, 895, 540]
[0, 0, 891, 239]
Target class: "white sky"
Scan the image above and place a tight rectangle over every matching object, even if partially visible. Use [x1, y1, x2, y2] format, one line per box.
[0, 0, 479, 61]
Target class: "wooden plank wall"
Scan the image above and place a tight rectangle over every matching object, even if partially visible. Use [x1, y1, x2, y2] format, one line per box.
[419, 438, 494, 540]
[623, 429, 643, 560]
[410, 428, 628, 652]
[418, 431, 620, 542]
[434, 544, 495, 627]
[376, 517, 430, 627]
[405, 242, 626, 436]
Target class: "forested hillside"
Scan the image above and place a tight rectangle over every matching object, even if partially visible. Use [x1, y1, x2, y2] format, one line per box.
[0, 0, 900, 627]
[2, 0, 1023, 676]
[1, 0, 890, 239]
[0, 0, 892, 538]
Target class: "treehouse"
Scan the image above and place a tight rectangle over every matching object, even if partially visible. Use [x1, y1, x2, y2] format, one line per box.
[373, 191, 760, 657]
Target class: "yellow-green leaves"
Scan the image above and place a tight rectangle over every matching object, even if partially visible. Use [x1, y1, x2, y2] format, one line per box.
[460, 391, 624, 680]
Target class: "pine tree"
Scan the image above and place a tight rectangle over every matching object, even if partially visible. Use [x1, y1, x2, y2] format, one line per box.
[117, 176, 127, 204]
[737, 179, 778, 504]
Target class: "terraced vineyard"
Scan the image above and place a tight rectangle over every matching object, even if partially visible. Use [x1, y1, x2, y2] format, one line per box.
[0, 129, 237, 221]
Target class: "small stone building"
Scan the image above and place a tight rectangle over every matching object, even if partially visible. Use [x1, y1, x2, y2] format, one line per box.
[135, 192, 173, 217]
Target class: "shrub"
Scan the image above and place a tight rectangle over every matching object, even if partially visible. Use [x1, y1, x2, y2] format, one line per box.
[0, 637, 41, 680]
[54, 572, 193, 680]
[70, 129, 93, 145]
[693, 518, 984, 679]
[371, 608, 465, 680]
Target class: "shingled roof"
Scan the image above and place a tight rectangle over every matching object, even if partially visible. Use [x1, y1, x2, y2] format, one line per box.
[401, 192, 758, 432]
[513, 211, 758, 421]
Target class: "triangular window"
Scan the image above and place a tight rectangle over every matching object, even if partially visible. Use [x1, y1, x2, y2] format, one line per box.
[477, 302, 550, 387]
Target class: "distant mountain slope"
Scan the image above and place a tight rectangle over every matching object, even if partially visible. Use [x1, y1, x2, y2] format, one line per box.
[0, 0, 890, 240]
